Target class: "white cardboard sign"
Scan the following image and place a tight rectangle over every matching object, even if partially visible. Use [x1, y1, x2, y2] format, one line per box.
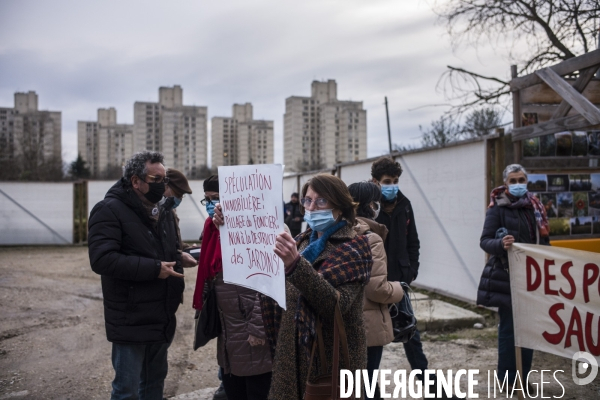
[508, 243, 600, 362]
[218, 165, 286, 309]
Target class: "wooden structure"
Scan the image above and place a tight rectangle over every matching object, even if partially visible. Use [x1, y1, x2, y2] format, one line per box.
[510, 49, 600, 149]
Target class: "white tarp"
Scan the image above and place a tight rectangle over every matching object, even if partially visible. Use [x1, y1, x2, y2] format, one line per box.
[218, 165, 286, 309]
[0, 182, 72, 244]
[509, 243, 600, 362]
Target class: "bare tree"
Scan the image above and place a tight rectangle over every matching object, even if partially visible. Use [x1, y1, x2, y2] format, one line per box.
[435, 0, 600, 114]
[420, 115, 461, 147]
[463, 107, 504, 137]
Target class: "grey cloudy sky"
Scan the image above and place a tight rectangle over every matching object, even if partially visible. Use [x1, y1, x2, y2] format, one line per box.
[0, 0, 509, 165]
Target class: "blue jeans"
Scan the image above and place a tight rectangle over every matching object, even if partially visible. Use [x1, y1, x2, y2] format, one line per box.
[498, 305, 533, 384]
[365, 346, 383, 399]
[111, 341, 171, 400]
[403, 328, 428, 379]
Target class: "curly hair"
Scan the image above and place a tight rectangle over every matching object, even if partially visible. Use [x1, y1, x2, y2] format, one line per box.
[122, 151, 164, 182]
[371, 157, 402, 181]
[301, 174, 357, 225]
[347, 181, 381, 219]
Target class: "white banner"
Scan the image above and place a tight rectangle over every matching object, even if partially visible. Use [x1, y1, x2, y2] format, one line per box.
[508, 243, 600, 362]
[218, 165, 286, 309]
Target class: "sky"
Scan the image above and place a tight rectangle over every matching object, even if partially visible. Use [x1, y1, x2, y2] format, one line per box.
[0, 0, 511, 166]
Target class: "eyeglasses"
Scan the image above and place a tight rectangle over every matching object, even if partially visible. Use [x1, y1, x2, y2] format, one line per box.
[200, 197, 219, 205]
[300, 197, 328, 207]
[144, 174, 169, 184]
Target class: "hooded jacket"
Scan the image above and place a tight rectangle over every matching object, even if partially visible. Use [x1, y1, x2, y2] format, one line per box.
[375, 190, 420, 284]
[88, 178, 184, 344]
[355, 217, 404, 347]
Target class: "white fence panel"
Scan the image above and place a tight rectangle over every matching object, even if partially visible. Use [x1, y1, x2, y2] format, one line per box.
[0, 182, 73, 245]
[393, 142, 486, 302]
[339, 162, 372, 185]
[283, 175, 299, 200]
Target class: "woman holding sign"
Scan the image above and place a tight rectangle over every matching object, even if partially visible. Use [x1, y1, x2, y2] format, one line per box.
[479, 164, 550, 390]
[266, 174, 372, 399]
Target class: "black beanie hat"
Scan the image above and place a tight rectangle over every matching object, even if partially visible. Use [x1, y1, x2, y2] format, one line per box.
[203, 175, 219, 192]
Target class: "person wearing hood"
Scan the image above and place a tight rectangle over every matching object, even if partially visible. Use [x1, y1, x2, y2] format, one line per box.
[88, 151, 186, 400]
[479, 164, 550, 390]
[348, 181, 404, 399]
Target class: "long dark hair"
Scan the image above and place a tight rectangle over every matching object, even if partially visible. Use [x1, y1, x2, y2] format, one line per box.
[347, 181, 381, 219]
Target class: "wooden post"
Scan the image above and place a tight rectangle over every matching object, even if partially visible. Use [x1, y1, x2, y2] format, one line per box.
[515, 346, 526, 400]
[511, 65, 522, 163]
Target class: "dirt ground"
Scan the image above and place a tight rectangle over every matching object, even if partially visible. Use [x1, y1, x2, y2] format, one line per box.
[0, 246, 598, 400]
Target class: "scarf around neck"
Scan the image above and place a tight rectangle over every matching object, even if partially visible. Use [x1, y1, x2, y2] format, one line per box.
[489, 185, 549, 237]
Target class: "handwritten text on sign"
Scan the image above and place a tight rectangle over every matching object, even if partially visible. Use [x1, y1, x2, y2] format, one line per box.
[508, 244, 599, 362]
[218, 165, 286, 309]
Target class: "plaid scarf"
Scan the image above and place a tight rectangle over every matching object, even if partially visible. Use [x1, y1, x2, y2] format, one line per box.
[261, 223, 372, 358]
[489, 185, 549, 237]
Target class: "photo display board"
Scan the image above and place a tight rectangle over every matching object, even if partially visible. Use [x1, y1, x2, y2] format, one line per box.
[528, 173, 600, 237]
[522, 129, 600, 157]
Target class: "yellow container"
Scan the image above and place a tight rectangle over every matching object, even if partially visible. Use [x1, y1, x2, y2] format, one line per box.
[550, 238, 600, 254]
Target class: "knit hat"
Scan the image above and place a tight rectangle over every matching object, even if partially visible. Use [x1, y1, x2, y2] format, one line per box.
[203, 175, 219, 192]
[166, 169, 192, 196]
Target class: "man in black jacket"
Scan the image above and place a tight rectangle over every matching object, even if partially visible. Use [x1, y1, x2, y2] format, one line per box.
[371, 157, 433, 389]
[284, 192, 303, 237]
[88, 151, 193, 400]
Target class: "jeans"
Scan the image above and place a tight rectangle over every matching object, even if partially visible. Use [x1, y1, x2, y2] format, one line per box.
[221, 368, 272, 400]
[111, 341, 171, 400]
[498, 305, 533, 385]
[403, 328, 428, 380]
[365, 346, 383, 400]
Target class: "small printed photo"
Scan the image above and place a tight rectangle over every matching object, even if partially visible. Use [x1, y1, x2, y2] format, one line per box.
[589, 191, 600, 212]
[572, 131, 588, 156]
[592, 173, 600, 191]
[547, 174, 570, 192]
[569, 174, 592, 191]
[573, 192, 589, 217]
[539, 134, 556, 157]
[593, 216, 600, 234]
[522, 137, 539, 157]
[570, 216, 592, 235]
[557, 192, 573, 218]
[540, 193, 558, 218]
[527, 174, 547, 192]
[588, 131, 600, 156]
[555, 131, 572, 156]
[549, 218, 570, 236]
[522, 113, 538, 126]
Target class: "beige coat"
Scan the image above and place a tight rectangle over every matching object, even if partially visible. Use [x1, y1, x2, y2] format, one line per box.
[355, 217, 404, 347]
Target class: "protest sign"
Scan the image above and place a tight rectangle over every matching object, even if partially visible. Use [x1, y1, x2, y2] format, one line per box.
[508, 243, 600, 362]
[218, 164, 286, 309]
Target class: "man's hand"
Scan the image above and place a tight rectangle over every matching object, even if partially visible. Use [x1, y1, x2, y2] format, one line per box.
[274, 231, 299, 268]
[212, 203, 224, 227]
[158, 261, 185, 279]
[182, 252, 197, 268]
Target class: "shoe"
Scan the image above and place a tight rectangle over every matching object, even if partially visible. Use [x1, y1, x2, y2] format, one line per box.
[213, 383, 227, 400]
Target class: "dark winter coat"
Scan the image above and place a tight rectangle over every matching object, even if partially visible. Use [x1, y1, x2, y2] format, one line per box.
[88, 178, 184, 344]
[214, 272, 272, 376]
[284, 201, 303, 235]
[478, 192, 550, 308]
[375, 190, 420, 284]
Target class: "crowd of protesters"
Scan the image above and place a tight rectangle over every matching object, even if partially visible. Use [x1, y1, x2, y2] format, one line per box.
[88, 150, 538, 399]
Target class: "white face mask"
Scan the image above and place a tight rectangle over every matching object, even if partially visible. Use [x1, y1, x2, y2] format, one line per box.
[371, 201, 380, 220]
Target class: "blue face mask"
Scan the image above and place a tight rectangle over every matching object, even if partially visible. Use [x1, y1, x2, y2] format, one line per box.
[304, 209, 336, 232]
[508, 183, 528, 198]
[380, 184, 399, 201]
[172, 197, 182, 209]
[206, 202, 216, 218]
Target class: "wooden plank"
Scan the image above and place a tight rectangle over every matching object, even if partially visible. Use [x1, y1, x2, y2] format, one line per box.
[536, 68, 600, 124]
[552, 66, 599, 118]
[511, 65, 522, 163]
[511, 114, 596, 141]
[521, 80, 600, 104]
[510, 49, 600, 91]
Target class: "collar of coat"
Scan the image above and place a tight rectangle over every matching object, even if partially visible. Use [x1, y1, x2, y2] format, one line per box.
[355, 217, 388, 242]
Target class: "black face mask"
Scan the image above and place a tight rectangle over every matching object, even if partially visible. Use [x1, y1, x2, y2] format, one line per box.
[143, 181, 165, 204]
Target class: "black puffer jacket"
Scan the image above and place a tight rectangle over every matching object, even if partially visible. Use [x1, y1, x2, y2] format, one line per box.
[375, 191, 420, 284]
[478, 193, 550, 308]
[88, 179, 184, 344]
